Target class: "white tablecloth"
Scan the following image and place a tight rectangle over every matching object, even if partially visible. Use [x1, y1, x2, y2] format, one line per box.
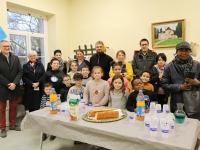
[21, 107, 200, 150]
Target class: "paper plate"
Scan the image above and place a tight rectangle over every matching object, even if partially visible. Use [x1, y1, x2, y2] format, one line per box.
[82, 109, 127, 123]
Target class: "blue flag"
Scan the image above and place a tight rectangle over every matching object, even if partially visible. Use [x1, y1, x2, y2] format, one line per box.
[0, 27, 7, 41]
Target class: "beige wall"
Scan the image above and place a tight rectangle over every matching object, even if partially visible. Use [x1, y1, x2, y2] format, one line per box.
[70, 0, 200, 62]
[0, 0, 71, 62]
[1, 0, 200, 63]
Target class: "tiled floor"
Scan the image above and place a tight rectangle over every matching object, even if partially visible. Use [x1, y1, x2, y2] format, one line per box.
[0, 116, 109, 150]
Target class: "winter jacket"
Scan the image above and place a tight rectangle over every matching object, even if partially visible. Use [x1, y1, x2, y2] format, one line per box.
[132, 50, 157, 77]
[0, 52, 22, 101]
[22, 60, 45, 110]
[161, 60, 200, 112]
[90, 53, 113, 80]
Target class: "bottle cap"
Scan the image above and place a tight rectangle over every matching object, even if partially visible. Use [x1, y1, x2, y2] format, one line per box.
[52, 88, 55, 90]
[139, 90, 143, 93]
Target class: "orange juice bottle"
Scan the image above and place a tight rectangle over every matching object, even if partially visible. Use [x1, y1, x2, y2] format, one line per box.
[50, 88, 58, 114]
[136, 90, 145, 121]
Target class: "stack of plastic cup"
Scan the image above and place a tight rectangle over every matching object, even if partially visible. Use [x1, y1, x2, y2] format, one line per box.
[163, 104, 169, 116]
[156, 104, 162, 118]
[161, 123, 170, 138]
[150, 102, 156, 116]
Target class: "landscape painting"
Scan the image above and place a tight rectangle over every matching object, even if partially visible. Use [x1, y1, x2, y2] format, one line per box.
[151, 19, 185, 48]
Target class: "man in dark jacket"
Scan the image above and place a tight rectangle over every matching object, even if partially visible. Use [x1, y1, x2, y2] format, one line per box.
[132, 38, 157, 77]
[90, 41, 113, 80]
[0, 40, 22, 138]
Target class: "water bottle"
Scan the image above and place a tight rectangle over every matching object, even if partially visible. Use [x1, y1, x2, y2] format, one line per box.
[50, 88, 58, 114]
[136, 90, 145, 121]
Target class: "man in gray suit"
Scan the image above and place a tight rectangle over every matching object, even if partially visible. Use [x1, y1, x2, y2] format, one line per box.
[0, 40, 22, 138]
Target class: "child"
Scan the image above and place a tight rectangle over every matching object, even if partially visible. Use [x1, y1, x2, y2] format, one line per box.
[67, 73, 85, 100]
[126, 77, 158, 112]
[84, 66, 110, 107]
[40, 82, 56, 141]
[140, 70, 154, 91]
[108, 61, 130, 92]
[108, 75, 129, 109]
[60, 75, 73, 102]
[151, 53, 169, 109]
[80, 65, 92, 87]
[43, 58, 65, 94]
[68, 61, 78, 83]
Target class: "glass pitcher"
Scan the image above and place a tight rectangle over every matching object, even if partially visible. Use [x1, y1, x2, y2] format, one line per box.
[174, 103, 186, 124]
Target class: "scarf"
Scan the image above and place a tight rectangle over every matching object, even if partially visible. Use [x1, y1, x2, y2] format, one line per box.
[173, 56, 193, 78]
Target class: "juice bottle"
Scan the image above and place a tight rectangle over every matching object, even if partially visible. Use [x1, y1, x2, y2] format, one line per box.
[50, 88, 58, 114]
[136, 90, 145, 121]
[69, 98, 79, 121]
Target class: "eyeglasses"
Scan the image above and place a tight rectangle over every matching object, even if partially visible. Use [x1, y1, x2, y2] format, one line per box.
[141, 44, 148, 46]
[133, 82, 144, 86]
[2, 46, 10, 48]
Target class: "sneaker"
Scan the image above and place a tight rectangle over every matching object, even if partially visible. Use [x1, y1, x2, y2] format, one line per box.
[9, 125, 21, 131]
[1, 129, 7, 138]
[49, 135, 56, 141]
[42, 133, 48, 141]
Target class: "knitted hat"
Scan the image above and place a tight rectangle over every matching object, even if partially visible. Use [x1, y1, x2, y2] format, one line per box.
[176, 41, 191, 52]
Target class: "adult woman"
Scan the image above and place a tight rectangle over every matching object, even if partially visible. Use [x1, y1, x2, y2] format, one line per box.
[161, 42, 200, 150]
[109, 50, 134, 91]
[46, 49, 67, 74]
[74, 49, 90, 71]
[22, 50, 45, 112]
[44, 58, 65, 94]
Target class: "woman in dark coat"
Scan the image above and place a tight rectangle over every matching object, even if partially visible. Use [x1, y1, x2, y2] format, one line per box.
[161, 42, 200, 150]
[46, 49, 67, 74]
[22, 50, 45, 112]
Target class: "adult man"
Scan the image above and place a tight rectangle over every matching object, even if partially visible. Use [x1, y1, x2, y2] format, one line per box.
[0, 40, 22, 138]
[132, 38, 157, 77]
[90, 41, 113, 80]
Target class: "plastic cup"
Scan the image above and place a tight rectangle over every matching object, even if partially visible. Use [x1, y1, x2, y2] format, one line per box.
[57, 105, 61, 115]
[61, 105, 66, 116]
[160, 118, 166, 129]
[163, 104, 169, 114]
[150, 122, 157, 136]
[128, 112, 136, 124]
[168, 119, 175, 133]
[150, 102, 156, 116]
[144, 116, 151, 130]
[161, 123, 169, 138]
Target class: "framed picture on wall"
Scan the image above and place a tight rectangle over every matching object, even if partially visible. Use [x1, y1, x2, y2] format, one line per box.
[151, 19, 186, 48]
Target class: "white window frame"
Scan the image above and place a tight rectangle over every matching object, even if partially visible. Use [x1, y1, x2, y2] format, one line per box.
[7, 7, 49, 68]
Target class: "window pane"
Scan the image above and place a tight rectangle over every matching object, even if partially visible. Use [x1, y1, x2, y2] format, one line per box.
[37, 57, 45, 66]
[19, 57, 27, 67]
[31, 37, 44, 56]
[10, 34, 27, 56]
[7, 11, 44, 34]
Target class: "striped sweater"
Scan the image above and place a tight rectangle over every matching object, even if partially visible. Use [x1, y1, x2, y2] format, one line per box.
[40, 94, 50, 109]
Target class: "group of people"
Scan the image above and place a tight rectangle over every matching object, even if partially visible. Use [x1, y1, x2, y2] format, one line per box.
[0, 38, 200, 149]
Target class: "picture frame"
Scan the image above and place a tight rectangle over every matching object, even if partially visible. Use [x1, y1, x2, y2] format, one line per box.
[151, 19, 186, 48]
